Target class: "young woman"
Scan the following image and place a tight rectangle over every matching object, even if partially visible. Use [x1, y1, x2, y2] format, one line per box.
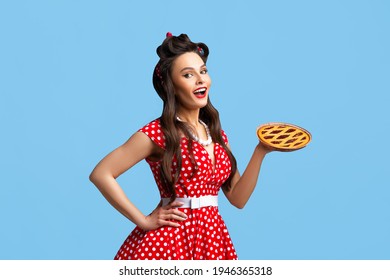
[89, 33, 272, 260]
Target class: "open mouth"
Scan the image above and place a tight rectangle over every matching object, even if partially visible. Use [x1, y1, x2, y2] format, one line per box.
[193, 87, 207, 98]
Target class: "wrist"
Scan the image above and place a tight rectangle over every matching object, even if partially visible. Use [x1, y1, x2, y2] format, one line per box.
[138, 215, 150, 230]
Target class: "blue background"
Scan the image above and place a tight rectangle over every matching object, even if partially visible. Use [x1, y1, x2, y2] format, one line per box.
[1, 0, 389, 260]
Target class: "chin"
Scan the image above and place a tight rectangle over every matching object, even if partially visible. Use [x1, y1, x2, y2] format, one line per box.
[198, 100, 208, 108]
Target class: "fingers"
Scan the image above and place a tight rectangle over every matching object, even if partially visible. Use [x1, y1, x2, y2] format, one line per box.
[144, 212, 183, 230]
[143, 203, 188, 231]
[160, 207, 187, 226]
[144, 197, 210, 231]
[161, 205, 188, 219]
[158, 219, 182, 228]
[162, 211, 187, 221]
[257, 141, 275, 154]
[162, 201, 188, 219]
[153, 212, 185, 229]
[167, 201, 185, 208]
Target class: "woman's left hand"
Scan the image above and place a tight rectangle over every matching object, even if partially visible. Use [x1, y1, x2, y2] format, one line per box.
[257, 141, 274, 155]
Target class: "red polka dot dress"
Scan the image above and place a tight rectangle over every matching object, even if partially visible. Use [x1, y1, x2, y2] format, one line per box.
[114, 119, 238, 260]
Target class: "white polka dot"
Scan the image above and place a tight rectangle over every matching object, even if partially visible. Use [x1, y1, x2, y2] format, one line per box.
[114, 122, 237, 260]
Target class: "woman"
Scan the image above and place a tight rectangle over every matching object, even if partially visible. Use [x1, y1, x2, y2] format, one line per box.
[89, 33, 272, 260]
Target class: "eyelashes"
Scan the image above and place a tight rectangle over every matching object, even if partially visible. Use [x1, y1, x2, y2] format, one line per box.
[182, 69, 208, 79]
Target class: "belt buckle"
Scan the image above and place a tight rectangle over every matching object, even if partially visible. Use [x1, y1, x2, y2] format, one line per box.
[190, 197, 201, 209]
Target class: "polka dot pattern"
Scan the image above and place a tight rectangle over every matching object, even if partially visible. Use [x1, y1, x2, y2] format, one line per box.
[114, 119, 237, 260]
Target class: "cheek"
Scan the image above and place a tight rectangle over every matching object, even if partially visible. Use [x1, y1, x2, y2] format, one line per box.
[173, 81, 192, 96]
[173, 88, 191, 105]
[205, 75, 212, 86]
[173, 85, 186, 98]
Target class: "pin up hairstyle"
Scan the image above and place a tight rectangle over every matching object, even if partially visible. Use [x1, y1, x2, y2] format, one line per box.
[151, 33, 236, 200]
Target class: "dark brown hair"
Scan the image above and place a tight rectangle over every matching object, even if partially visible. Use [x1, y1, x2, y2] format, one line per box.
[152, 34, 237, 200]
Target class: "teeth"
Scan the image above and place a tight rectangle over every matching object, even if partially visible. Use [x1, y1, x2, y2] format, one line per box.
[194, 88, 206, 93]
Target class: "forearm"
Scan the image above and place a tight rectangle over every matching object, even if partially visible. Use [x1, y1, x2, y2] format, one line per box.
[226, 144, 268, 208]
[90, 173, 147, 228]
[88, 132, 186, 231]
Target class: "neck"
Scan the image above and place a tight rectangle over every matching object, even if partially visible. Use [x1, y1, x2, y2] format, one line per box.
[176, 112, 212, 146]
[176, 109, 201, 128]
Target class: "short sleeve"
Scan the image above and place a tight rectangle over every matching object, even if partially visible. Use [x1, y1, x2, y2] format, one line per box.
[221, 129, 229, 145]
[138, 119, 165, 150]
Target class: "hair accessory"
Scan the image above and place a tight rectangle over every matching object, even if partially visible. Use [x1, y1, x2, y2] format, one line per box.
[197, 46, 204, 56]
[155, 63, 163, 81]
[166, 32, 173, 37]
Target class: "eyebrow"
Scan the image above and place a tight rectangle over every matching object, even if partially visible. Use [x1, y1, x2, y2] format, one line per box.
[180, 64, 207, 73]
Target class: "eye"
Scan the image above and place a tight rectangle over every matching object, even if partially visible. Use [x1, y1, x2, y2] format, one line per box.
[183, 73, 193, 78]
[200, 68, 208, 74]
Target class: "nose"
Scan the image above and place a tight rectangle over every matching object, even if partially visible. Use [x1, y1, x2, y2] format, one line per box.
[196, 74, 205, 84]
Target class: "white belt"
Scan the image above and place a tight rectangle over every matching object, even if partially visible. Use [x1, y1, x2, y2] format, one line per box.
[161, 195, 218, 209]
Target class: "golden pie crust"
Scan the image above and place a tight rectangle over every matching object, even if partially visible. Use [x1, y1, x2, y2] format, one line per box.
[257, 123, 311, 151]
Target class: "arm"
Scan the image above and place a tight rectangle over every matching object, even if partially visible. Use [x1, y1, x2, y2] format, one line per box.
[89, 131, 187, 230]
[223, 142, 272, 209]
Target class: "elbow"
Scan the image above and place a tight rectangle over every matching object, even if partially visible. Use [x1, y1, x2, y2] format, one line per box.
[89, 173, 95, 184]
[89, 169, 98, 184]
[225, 191, 247, 209]
[233, 202, 246, 209]
[89, 173, 94, 182]
[89, 169, 115, 189]
[89, 171, 103, 192]
[229, 199, 247, 209]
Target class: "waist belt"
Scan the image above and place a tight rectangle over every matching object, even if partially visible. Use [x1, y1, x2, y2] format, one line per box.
[161, 195, 218, 209]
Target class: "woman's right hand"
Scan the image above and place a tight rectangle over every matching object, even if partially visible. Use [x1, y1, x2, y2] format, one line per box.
[140, 201, 188, 231]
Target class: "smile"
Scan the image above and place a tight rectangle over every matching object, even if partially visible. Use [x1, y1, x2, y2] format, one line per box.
[193, 87, 207, 98]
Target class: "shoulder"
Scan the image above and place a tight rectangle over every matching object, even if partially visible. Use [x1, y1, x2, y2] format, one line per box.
[220, 129, 229, 145]
[139, 118, 162, 134]
[138, 118, 165, 150]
